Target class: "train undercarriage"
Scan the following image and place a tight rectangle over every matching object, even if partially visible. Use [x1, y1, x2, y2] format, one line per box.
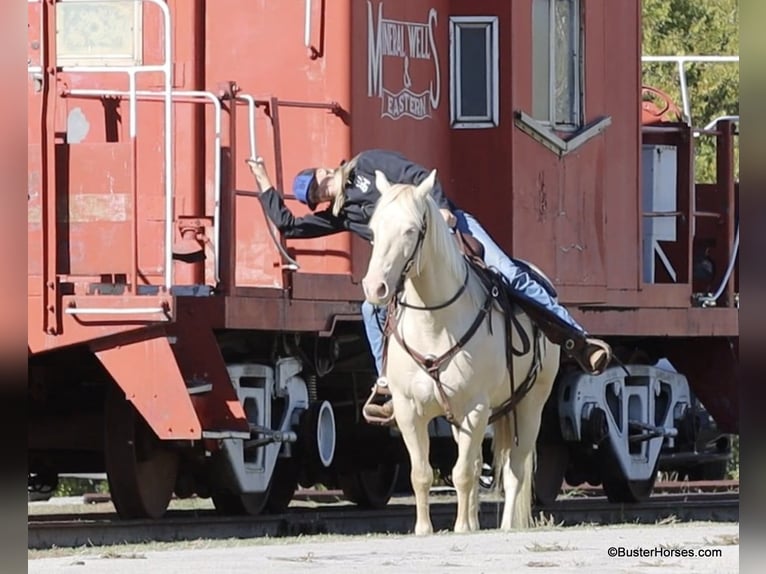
[28, 308, 735, 518]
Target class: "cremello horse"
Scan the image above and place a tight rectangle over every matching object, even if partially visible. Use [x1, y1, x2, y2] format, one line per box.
[361, 170, 561, 535]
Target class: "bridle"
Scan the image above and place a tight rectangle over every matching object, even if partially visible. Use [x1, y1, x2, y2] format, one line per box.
[375, 209, 543, 433]
[378, 213, 497, 423]
[394, 214, 474, 312]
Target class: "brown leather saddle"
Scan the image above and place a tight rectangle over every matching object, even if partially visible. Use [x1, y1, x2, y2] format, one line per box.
[453, 230, 557, 299]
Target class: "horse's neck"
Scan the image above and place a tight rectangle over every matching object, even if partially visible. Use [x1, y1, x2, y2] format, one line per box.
[404, 251, 470, 325]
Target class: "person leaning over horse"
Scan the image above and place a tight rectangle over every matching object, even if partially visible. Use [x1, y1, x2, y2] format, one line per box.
[246, 149, 612, 423]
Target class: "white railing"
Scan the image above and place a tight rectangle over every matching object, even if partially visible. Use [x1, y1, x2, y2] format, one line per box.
[32, 0, 175, 292]
[64, 89, 224, 285]
[641, 55, 739, 124]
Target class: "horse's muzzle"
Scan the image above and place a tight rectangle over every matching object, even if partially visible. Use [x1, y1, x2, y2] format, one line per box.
[362, 277, 391, 304]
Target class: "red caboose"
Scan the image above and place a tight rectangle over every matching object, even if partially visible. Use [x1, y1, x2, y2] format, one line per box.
[28, 0, 737, 517]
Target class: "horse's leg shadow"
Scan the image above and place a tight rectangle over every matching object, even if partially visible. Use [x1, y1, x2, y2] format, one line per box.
[393, 396, 434, 536]
[451, 404, 489, 533]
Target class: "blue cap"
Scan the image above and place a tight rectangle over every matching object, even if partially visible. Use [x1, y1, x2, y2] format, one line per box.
[292, 168, 318, 210]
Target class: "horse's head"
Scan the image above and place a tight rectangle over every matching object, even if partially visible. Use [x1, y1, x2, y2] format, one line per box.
[362, 169, 438, 305]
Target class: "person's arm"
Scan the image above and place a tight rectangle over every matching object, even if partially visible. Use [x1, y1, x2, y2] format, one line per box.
[247, 158, 345, 239]
[258, 188, 345, 239]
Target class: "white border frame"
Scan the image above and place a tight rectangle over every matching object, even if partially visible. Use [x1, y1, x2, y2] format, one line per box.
[449, 16, 499, 129]
[56, 0, 144, 67]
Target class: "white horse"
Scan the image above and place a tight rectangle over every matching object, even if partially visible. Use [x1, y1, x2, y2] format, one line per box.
[361, 170, 561, 535]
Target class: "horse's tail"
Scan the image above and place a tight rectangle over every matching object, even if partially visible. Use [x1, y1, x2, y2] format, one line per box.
[491, 413, 534, 529]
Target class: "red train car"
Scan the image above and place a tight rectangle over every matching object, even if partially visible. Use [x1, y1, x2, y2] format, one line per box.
[28, 0, 738, 517]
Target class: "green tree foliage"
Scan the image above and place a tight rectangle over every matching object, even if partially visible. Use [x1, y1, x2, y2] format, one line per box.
[642, 0, 739, 182]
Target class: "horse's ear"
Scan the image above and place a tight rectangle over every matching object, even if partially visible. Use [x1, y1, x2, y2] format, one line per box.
[375, 170, 392, 195]
[415, 169, 437, 199]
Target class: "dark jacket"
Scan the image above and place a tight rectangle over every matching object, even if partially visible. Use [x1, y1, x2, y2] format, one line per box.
[258, 149, 456, 242]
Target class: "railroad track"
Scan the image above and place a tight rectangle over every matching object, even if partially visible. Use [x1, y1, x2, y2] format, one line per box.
[28, 489, 738, 550]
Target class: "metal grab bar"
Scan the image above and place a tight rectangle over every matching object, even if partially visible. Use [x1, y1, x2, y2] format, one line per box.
[236, 94, 258, 160]
[235, 93, 300, 271]
[58, 0, 174, 291]
[65, 307, 168, 316]
[65, 88, 224, 285]
[304, 0, 312, 47]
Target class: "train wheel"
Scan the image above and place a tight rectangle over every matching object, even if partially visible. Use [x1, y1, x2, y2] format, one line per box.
[104, 384, 180, 519]
[211, 490, 270, 515]
[599, 443, 659, 503]
[338, 463, 400, 509]
[685, 460, 728, 481]
[533, 444, 569, 505]
[211, 456, 299, 516]
[266, 457, 300, 513]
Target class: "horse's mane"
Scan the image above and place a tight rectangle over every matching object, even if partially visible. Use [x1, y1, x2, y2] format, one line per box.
[371, 183, 484, 308]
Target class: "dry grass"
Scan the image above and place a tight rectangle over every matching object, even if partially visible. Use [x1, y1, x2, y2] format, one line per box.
[526, 560, 560, 567]
[525, 541, 573, 552]
[704, 533, 739, 546]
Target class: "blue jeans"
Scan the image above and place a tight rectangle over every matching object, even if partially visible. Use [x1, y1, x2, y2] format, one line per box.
[362, 299, 387, 376]
[453, 210, 587, 333]
[361, 209, 587, 376]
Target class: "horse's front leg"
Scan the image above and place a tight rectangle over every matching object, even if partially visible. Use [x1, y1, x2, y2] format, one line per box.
[393, 394, 434, 536]
[451, 403, 489, 533]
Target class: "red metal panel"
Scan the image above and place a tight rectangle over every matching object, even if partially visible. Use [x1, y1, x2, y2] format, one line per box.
[510, 0, 610, 295]
[27, 293, 174, 354]
[54, 143, 134, 276]
[602, 0, 642, 292]
[572, 308, 738, 338]
[170, 303, 249, 434]
[447, 2, 514, 258]
[93, 332, 202, 440]
[205, 0, 353, 286]
[352, 0, 454, 196]
[28, 144, 43, 276]
[664, 338, 739, 433]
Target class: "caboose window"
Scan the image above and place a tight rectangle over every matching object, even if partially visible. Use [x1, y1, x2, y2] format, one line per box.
[449, 17, 499, 129]
[56, 0, 143, 67]
[532, 0, 583, 128]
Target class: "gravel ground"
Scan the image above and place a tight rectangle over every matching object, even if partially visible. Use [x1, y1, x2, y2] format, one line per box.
[29, 521, 738, 574]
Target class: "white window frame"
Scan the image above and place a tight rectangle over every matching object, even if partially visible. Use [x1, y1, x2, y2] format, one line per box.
[449, 16, 499, 129]
[532, 0, 583, 130]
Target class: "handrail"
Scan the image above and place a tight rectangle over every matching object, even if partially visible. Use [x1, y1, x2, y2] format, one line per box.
[65, 307, 168, 316]
[236, 94, 258, 160]
[57, 0, 174, 291]
[304, 0, 312, 47]
[641, 55, 738, 124]
[65, 89, 224, 285]
[235, 94, 301, 271]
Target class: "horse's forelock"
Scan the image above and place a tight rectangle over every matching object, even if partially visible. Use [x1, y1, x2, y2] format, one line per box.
[369, 183, 424, 232]
[370, 182, 467, 293]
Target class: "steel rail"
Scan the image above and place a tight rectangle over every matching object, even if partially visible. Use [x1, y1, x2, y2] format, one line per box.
[28, 491, 738, 550]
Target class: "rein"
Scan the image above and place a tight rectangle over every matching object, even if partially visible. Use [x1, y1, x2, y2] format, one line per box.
[379, 214, 542, 432]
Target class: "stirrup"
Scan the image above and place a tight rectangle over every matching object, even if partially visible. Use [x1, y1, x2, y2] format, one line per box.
[362, 382, 396, 426]
[374, 376, 391, 395]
